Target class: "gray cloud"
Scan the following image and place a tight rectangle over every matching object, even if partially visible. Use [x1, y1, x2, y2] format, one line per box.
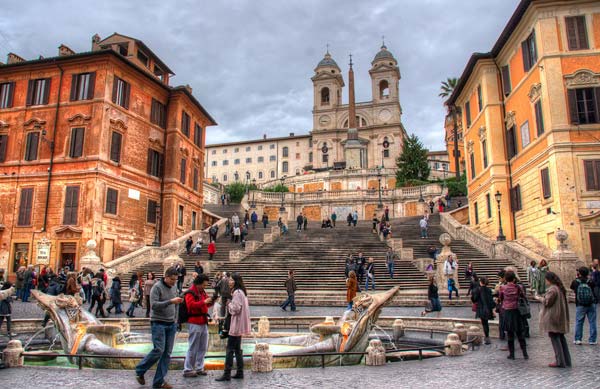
[1, 0, 520, 150]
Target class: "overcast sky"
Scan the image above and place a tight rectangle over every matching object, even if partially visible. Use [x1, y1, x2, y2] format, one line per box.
[1, 0, 520, 151]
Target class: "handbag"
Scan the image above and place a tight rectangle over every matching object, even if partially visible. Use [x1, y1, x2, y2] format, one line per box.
[518, 296, 531, 318]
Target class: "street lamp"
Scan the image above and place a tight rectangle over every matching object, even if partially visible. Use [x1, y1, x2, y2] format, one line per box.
[152, 204, 161, 246]
[250, 178, 257, 208]
[377, 167, 383, 209]
[495, 190, 506, 241]
[279, 175, 287, 211]
[418, 185, 425, 202]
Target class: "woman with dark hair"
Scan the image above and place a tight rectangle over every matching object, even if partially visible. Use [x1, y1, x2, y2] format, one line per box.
[536, 271, 571, 367]
[472, 276, 495, 344]
[499, 271, 528, 360]
[143, 272, 157, 318]
[127, 273, 140, 318]
[216, 273, 251, 382]
[107, 276, 123, 314]
[537, 259, 549, 294]
[421, 276, 442, 317]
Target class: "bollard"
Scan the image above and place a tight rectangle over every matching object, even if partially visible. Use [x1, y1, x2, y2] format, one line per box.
[444, 333, 463, 356]
[2, 340, 24, 367]
[257, 316, 270, 337]
[392, 319, 405, 340]
[453, 323, 468, 342]
[467, 325, 484, 346]
[365, 339, 386, 366]
[251, 343, 273, 372]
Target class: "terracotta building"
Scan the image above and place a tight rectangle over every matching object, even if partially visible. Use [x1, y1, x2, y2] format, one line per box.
[0, 33, 216, 276]
[447, 0, 600, 261]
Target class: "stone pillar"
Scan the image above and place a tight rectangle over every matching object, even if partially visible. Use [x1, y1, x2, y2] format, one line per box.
[257, 316, 270, 337]
[436, 233, 459, 289]
[392, 319, 405, 340]
[549, 230, 580, 286]
[245, 240, 262, 253]
[453, 323, 467, 342]
[365, 339, 386, 366]
[467, 326, 483, 346]
[79, 239, 102, 273]
[2, 340, 24, 367]
[252, 343, 273, 372]
[444, 333, 463, 356]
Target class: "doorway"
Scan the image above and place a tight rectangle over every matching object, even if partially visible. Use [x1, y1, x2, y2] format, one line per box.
[590, 232, 600, 261]
[12, 243, 30, 273]
[59, 242, 77, 271]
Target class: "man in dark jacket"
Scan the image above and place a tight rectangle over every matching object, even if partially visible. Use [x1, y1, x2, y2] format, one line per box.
[280, 270, 297, 312]
[185, 237, 194, 255]
[296, 213, 303, 232]
[175, 263, 187, 294]
[22, 265, 35, 302]
[218, 273, 231, 318]
[570, 267, 597, 345]
[356, 252, 366, 284]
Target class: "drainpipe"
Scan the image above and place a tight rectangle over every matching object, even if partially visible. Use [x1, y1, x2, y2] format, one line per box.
[42, 62, 64, 232]
[157, 96, 169, 247]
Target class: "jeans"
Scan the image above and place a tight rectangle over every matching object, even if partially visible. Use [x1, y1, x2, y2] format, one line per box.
[574, 305, 597, 342]
[224, 335, 243, 373]
[83, 285, 92, 303]
[281, 294, 296, 311]
[420, 228, 428, 238]
[136, 321, 177, 387]
[127, 302, 136, 316]
[365, 275, 376, 291]
[184, 323, 209, 372]
[387, 262, 394, 279]
[346, 301, 353, 310]
[22, 283, 32, 302]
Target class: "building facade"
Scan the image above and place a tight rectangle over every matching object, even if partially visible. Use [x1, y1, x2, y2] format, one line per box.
[427, 150, 450, 180]
[447, 0, 600, 261]
[444, 109, 466, 176]
[0, 33, 216, 275]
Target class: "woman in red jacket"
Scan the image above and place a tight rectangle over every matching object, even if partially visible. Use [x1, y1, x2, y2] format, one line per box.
[183, 274, 213, 377]
[208, 241, 216, 261]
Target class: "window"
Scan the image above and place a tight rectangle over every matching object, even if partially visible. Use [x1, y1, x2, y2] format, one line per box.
[295, 153, 300, 159]
[150, 99, 167, 128]
[24, 132, 40, 161]
[223, 149, 227, 154]
[111, 76, 130, 109]
[222, 160, 228, 166]
[246, 158, 252, 163]
[147, 199, 158, 223]
[246, 172, 251, 180]
[522, 31, 537, 72]
[270, 144, 275, 149]
[0, 134, 7, 162]
[566, 16, 589, 51]
[258, 145, 263, 151]
[321, 87, 330, 105]
[520, 121, 530, 148]
[258, 171, 263, 179]
[69, 127, 85, 158]
[0, 82, 15, 108]
[211, 150, 216, 155]
[470, 153, 476, 179]
[181, 111, 190, 137]
[282, 147, 289, 157]
[506, 126, 517, 159]
[379, 80, 390, 98]
[511, 184, 522, 212]
[465, 101, 471, 127]
[110, 131, 122, 163]
[270, 170, 275, 178]
[308, 152, 313, 163]
[246, 146, 251, 152]
[568, 88, 599, 124]
[486, 193, 492, 219]
[234, 147, 239, 153]
[192, 211, 197, 230]
[211, 161, 217, 166]
[282, 161, 289, 173]
[383, 149, 390, 158]
[541, 167, 551, 199]
[137, 50, 149, 67]
[193, 168, 198, 191]
[234, 159, 240, 165]
[63, 186, 80, 225]
[26, 78, 51, 106]
[584, 160, 600, 191]
[534, 100, 544, 136]
[70, 72, 95, 101]
[270, 155, 276, 161]
[296, 168, 301, 175]
[434, 162, 439, 170]
[501, 65, 511, 96]
[223, 174, 228, 182]
[180, 158, 187, 184]
[178, 205, 184, 226]
[147, 149, 163, 177]
[194, 123, 203, 147]
[258, 156, 264, 163]
[477, 85, 483, 112]
[17, 188, 33, 226]
[482, 139, 488, 168]
[474, 202, 479, 225]
[322, 153, 329, 163]
[105, 188, 118, 215]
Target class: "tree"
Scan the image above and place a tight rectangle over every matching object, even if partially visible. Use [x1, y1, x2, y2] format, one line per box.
[439, 77, 459, 99]
[395, 134, 430, 187]
[224, 182, 248, 203]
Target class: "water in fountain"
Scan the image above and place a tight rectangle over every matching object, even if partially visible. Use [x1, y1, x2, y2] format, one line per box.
[48, 333, 60, 351]
[373, 324, 397, 350]
[23, 325, 53, 350]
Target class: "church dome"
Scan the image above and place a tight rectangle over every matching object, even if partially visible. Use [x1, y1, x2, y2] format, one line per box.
[316, 52, 340, 69]
[373, 44, 396, 63]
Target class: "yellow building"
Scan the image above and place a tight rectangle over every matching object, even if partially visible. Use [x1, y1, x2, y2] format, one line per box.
[447, 0, 600, 261]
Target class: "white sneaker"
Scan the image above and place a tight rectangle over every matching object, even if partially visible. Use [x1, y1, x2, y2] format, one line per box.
[589, 341, 597, 345]
[574, 340, 583, 345]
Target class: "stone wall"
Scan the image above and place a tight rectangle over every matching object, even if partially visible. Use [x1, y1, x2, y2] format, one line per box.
[301, 206, 322, 221]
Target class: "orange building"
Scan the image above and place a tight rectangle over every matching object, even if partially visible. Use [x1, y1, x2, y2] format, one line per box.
[447, 0, 600, 261]
[0, 33, 216, 276]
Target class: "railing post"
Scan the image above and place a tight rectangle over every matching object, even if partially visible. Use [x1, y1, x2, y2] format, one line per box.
[321, 354, 325, 368]
[418, 349, 423, 361]
[78, 355, 83, 370]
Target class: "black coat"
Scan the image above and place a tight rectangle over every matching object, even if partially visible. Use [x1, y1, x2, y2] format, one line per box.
[110, 279, 122, 304]
[472, 286, 495, 320]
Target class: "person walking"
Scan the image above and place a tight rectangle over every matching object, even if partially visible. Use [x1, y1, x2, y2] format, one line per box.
[250, 211, 258, 229]
[346, 213, 353, 227]
[217, 272, 232, 320]
[372, 213, 379, 234]
[15, 267, 25, 301]
[183, 274, 213, 378]
[296, 213, 303, 232]
[536, 271, 571, 367]
[175, 263, 186, 293]
[365, 258, 376, 291]
[143, 272, 157, 318]
[570, 266, 597, 345]
[344, 254, 354, 278]
[233, 225, 241, 243]
[262, 213, 269, 229]
[280, 270, 297, 312]
[0, 281, 16, 338]
[22, 265, 35, 302]
[472, 276, 495, 344]
[127, 273, 141, 318]
[208, 240, 216, 261]
[385, 248, 397, 279]
[91, 273, 108, 318]
[528, 261, 539, 294]
[209, 224, 218, 242]
[194, 261, 204, 276]
[216, 273, 251, 382]
[185, 237, 194, 255]
[591, 258, 600, 305]
[135, 267, 183, 389]
[428, 200, 435, 214]
[498, 271, 528, 360]
[303, 214, 308, 231]
[244, 210, 250, 228]
[384, 206, 390, 222]
[421, 276, 442, 317]
[331, 211, 337, 227]
[106, 276, 123, 315]
[231, 213, 240, 228]
[346, 271, 358, 310]
[352, 210, 358, 227]
[356, 252, 366, 285]
[81, 268, 93, 304]
[419, 217, 428, 239]
[194, 237, 203, 256]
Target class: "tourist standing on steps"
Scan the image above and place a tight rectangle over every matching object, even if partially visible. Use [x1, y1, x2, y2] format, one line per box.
[209, 224, 218, 242]
[303, 214, 308, 231]
[251, 211, 258, 229]
[421, 276, 442, 317]
[135, 267, 183, 389]
[346, 213, 352, 226]
[262, 213, 269, 228]
[419, 217, 428, 239]
[0, 281, 17, 338]
[356, 252, 366, 285]
[537, 260, 549, 295]
[244, 210, 250, 228]
[231, 213, 240, 228]
[365, 258, 376, 291]
[331, 211, 337, 227]
[345, 254, 354, 278]
[570, 266, 597, 345]
[183, 274, 213, 378]
[296, 213, 303, 232]
[208, 240, 216, 261]
[528, 260, 539, 294]
[127, 273, 141, 317]
[175, 263, 186, 294]
[498, 271, 528, 360]
[385, 248, 397, 279]
[91, 272, 107, 318]
[218, 272, 232, 319]
[472, 276, 495, 344]
[428, 200, 435, 214]
[352, 210, 358, 227]
[372, 213, 379, 234]
[280, 270, 297, 311]
[185, 237, 194, 255]
[384, 206, 390, 222]
[536, 271, 571, 368]
[216, 273, 251, 382]
[346, 271, 358, 310]
[144, 272, 157, 318]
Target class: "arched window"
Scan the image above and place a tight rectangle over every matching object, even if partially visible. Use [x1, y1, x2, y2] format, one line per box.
[246, 171, 251, 180]
[379, 80, 390, 98]
[343, 116, 367, 128]
[321, 87, 330, 105]
[282, 161, 289, 173]
[295, 168, 301, 175]
[270, 170, 275, 178]
[258, 171, 263, 179]
[282, 146, 289, 157]
[223, 174, 228, 182]
[234, 172, 239, 181]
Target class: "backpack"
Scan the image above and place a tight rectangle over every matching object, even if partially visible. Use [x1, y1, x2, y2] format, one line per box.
[93, 279, 105, 297]
[577, 279, 595, 306]
[177, 289, 209, 326]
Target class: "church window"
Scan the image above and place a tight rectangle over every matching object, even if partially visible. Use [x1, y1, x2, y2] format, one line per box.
[379, 80, 390, 98]
[321, 87, 330, 105]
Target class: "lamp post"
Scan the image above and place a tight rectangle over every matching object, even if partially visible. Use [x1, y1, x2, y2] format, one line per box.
[152, 204, 161, 246]
[245, 171, 250, 196]
[495, 190, 506, 241]
[250, 178, 256, 208]
[377, 167, 383, 209]
[418, 185, 425, 202]
[279, 175, 287, 211]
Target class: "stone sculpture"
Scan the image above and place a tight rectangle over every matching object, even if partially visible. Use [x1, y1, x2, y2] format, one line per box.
[257, 316, 270, 337]
[2, 339, 24, 367]
[365, 339, 386, 366]
[444, 333, 463, 356]
[453, 323, 467, 342]
[392, 318, 405, 340]
[252, 343, 273, 372]
[467, 326, 483, 346]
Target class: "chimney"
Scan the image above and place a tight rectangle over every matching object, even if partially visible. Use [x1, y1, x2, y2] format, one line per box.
[7, 53, 25, 64]
[58, 44, 76, 56]
[91, 34, 101, 51]
[263, 134, 267, 139]
[184, 84, 193, 94]
[289, 132, 295, 137]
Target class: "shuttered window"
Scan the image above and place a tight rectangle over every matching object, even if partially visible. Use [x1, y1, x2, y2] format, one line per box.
[567, 88, 600, 125]
[18, 188, 34, 226]
[501, 65, 511, 96]
[541, 168, 551, 199]
[474, 202, 479, 225]
[510, 184, 523, 212]
[465, 101, 471, 127]
[193, 168, 199, 191]
[566, 16, 589, 51]
[111, 76, 130, 109]
[534, 100, 544, 136]
[470, 152, 476, 179]
[147, 199, 158, 223]
[181, 111, 190, 137]
[0, 134, 7, 162]
[522, 31, 537, 72]
[0, 82, 15, 109]
[26, 78, 51, 106]
[482, 139, 488, 169]
[69, 127, 85, 158]
[192, 211, 197, 230]
[63, 186, 80, 225]
[506, 126, 517, 159]
[147, 149, 163, 177]
[105, 188, 118, 215]
[110, 131, 122, 163]
[178, 205, 184, 226]
[180, 158, 187, 184]
[150, 98, 167, 128]
[486, 193, 492, 218]
[584, 160, 600, 191]
[194, 123, 203, 147]
[24, 132, 40, 161]
[477, 85, 483, 112]
[70, 72, 95, 101]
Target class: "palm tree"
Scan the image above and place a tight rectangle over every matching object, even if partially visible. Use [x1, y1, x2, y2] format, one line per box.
[439, 77, 459, 99]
